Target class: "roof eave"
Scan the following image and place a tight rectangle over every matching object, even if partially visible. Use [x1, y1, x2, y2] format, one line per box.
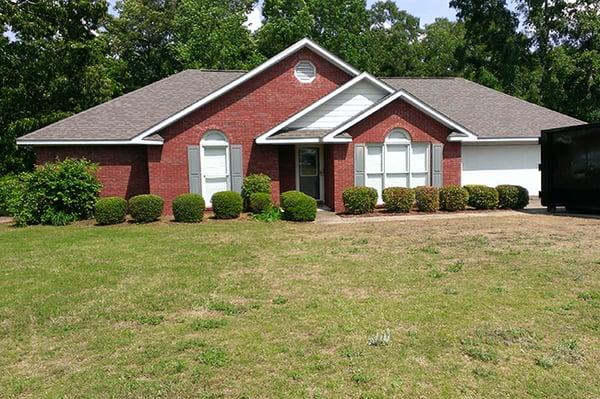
[16, 139, 164, 146]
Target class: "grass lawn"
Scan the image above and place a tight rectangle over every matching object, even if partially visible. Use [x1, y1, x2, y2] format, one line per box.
[1, 214, 599, 398]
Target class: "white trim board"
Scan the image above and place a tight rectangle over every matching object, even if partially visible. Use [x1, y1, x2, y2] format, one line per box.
[131, 38, 361, 145]
[255, 72, 394, 144]
[322, 90, 478, 143]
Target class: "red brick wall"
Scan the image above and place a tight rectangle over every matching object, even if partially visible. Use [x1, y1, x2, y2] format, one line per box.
[35, 146, 149, 198]
[151, 48, 352, 210]
[278, 145, 296, 195]
[330, 99, 462, 212]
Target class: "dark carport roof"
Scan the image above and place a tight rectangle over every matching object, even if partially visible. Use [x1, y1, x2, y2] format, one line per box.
[17, 70, 244, 143]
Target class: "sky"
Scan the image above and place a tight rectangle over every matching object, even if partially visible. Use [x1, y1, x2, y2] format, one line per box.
[245, 0, 457, 31]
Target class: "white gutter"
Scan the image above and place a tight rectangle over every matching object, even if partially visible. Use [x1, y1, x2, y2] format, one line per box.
[16, 140, 164, 146]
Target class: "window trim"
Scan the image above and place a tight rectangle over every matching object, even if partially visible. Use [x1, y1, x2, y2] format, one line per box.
[363, 130, 432, 201]
[200, 130, 231, 203]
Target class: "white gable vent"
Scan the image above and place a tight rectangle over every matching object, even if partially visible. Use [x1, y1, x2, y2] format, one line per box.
[295, 61, 316, 83]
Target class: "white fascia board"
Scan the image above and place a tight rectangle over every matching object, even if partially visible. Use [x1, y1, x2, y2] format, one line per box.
[322, 90, 478, 143]
[17, 139, 163, 146]
[261, 137, 352, 145]
[463, 137, 539, 145]
[131, 38, 361, 144]
[255, 73, 394, 144]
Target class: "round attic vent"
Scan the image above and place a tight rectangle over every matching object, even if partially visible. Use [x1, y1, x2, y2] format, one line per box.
[294, 61, 316, 83]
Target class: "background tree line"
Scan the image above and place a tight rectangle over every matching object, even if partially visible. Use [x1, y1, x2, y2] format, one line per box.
[1, 0, 599, 174]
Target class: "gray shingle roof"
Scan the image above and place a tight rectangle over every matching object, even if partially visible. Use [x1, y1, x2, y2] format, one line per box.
[382, 77, 585, 138]
[18, 70, 244, 142]
[18, 70, 585, 143]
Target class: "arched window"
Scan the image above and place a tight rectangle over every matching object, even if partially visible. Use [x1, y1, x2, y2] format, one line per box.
[364, 129, 430, 202]
[200, 130, 230, 204]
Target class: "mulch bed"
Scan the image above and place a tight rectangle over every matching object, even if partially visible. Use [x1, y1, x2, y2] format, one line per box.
[338, 207, 505, 218]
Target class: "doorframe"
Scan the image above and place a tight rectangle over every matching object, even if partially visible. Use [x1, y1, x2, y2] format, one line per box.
[295, 144, 325, 202]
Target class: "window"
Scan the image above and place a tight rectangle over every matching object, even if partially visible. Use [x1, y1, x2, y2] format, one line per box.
[295, 61, 316, 83]
[365, 129, 430, 202]
[201, 131, 230, 204]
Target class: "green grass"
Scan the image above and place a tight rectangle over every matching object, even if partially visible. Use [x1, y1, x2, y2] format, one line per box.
[0, 215, 599, 398]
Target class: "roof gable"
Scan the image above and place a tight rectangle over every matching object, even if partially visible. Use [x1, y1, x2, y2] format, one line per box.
[321, 89, 478, 142]
[256, 73, 394, 144]
[18, 38, 360, 146]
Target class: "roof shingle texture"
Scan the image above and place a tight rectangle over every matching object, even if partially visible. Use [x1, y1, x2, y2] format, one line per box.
[382, 77, 585, 138]
[19, 70, 585, 142]
[18, 70, 244, 142]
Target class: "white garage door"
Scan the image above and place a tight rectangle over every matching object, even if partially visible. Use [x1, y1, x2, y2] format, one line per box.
[462, 144, 540, 195]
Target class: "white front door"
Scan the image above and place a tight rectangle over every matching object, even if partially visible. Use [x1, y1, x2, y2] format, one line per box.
[201, 145, 230, 205]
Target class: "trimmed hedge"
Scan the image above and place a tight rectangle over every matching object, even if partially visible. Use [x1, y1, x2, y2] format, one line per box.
[415, 186, 440, 212]
[382, 187, 415, 213]
[464, 185, 499, 210]
[95, 197, 127, 225]
[249, 192, 272, 214]
[211, 191, 243, 219]
[281, 191, 316, 222]
[342, 186, 378, 214]
[440, 186, 469, 212]
[129, 194, 164, 223]
[241, 173, 271, 211]
[497, 185, 529, 209]
[173, 193, 205, 222]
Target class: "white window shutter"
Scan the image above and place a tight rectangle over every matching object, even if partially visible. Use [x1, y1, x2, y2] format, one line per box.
[230, 145, 243, 193]
[354, 144, 365, 186]
[432, 143, 443, 187]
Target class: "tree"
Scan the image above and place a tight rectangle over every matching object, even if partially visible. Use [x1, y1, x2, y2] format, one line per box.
[173, 0, 264, 70]
[418, 18, 466, 77]
[450, 0, 534, 96]
[257, 0, 315, 57]
[365, 0, 423, 76]
[0, 0, 119, 175]
[108, 0, 181, 91]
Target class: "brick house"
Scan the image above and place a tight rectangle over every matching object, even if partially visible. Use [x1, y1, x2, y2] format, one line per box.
[18, 39, 584, 212]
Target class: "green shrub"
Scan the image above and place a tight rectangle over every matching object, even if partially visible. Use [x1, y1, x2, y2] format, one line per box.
[0, 174, 26, 216]
[211, 191, 243, 219]
[10, 158, 101, 227]
[382, 187, 415, 213]
[249, 192, 272, 214]
[464, 185, 499, 210]
[128, 194, 164, 223]
[241, 173, 271, 211]
[440, 186, 469, 212]
[173, 193, 205, 222]
[252, 206, 282, 222]
[415, 186, 440, 212]
[280, 191, 317, 221]
[95, 197, 127, 225]
[342, 186, 378, 214]
[496, 185, 529, 209]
